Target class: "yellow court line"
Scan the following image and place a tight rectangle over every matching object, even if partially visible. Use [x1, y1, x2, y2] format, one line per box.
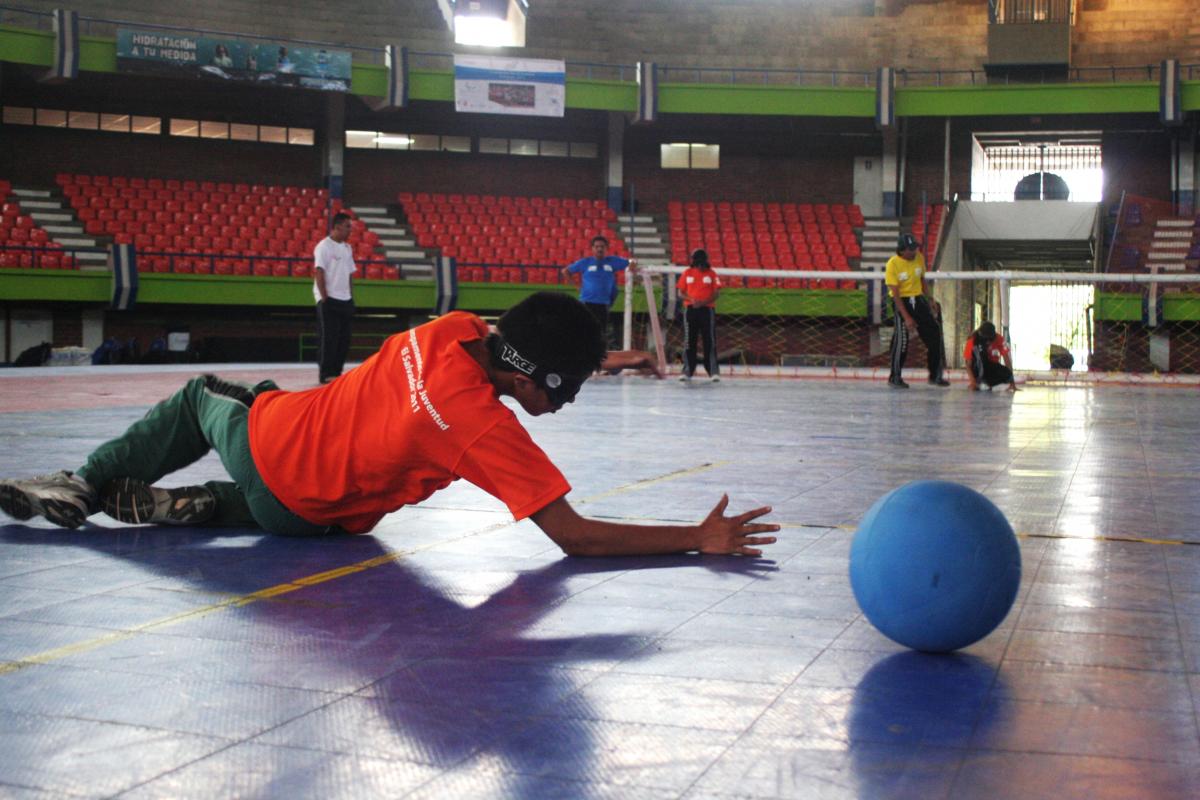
[0, 465, 724, 676]
[0, 551, 412, 677]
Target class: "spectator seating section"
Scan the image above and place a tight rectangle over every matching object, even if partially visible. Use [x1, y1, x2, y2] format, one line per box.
[913, 203, 945, 266]
[668, 200, 865, 289]
[54, 173, 397, 279]
[0, 179, 76, 269]
[399, 192, 622, 284]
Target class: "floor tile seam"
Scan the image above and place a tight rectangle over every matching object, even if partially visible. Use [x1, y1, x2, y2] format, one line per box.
[1010, 622, 1186, 640]
[1161, 519, 1200, 747]
[675, 620, 854, 797]
[522, 703, 768, 736]
[971, 695, 1200, 723]
[1, 778, 93, 800]
[396, 754, 695, 800]
[106, 728, 297, 800]
[341, 653, 579, 704]
[949, 741, 1200, 766]
[242, 705, 545, 768]
[0, 690, 351, 739]
[0, 522, 532, 676]
[0, 655, 359, 694]
[0, 704, 237, 744]
[999, 654, 1189, 675]
[614, 567, 826, 670]
[1008, 622, 1189, 647]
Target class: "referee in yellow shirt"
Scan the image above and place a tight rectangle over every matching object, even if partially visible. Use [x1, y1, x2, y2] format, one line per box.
[885, 233, 949, 388]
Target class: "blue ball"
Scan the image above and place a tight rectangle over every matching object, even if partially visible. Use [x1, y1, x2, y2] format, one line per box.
[849, 480, 1021, 653]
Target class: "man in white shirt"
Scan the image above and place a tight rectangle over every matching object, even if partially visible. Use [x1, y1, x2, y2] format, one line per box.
[313, 213, 356, 384]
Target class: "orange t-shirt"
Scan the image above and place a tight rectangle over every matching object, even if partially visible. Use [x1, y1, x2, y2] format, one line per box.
[679, 267, 721, 306]
[963, 334, 1010, 364]
[248, 312, 569, 533]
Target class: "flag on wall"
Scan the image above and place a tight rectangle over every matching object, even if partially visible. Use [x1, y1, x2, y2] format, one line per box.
[1160, 59, 1182, 126]
[876, 67, 895, 129]
[109, 244, 138, 310]
[635, 62, 658, 124]
[434, 256, 458, 316]
[46, 9, 80, 82]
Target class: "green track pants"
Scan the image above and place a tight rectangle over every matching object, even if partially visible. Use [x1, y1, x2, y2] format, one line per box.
[77, 374, 334, 536]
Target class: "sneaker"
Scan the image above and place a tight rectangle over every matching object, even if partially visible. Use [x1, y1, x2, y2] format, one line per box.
[710, 375, 720, 383]
[679, 373, 692, 382]
[0, 471, 96, 529]
[888, 378, 909, 389]
[100, 478, 216, 526]
[929, 378, 951, 387]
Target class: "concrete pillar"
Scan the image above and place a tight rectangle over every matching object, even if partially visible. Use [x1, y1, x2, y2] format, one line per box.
[81, 309, 104, 352]
[606, 112, 624, 212]
[322, 93, 346, 201]
[943, 118, 952, 204]
[1177, 128, 1196, 216]
[882, 126, 900, 217]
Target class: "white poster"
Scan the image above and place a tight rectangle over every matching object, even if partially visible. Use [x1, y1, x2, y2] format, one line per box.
[454, 55, 565, 117]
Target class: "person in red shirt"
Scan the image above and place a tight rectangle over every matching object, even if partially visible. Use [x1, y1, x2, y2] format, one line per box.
[677, 249, 722, 382]
[0, 293, 776, 557]
[964, 321, 1018, 392]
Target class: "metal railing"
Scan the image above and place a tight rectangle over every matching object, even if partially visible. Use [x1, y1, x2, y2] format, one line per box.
[989, 0, 1073, 26]
[0, 243, 98, 268]
[2, 4, 1195, 87]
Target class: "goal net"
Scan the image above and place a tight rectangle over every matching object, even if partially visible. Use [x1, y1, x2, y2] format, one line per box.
[621, 266, 1200, 382]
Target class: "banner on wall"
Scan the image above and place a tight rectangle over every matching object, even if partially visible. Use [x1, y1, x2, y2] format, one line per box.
[453, 55, 565, 117]
[115, 28, 352, 92]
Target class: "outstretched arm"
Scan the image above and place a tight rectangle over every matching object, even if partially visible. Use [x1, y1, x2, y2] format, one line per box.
[532, 495, 778, 557]
[600, 349, 664, 378]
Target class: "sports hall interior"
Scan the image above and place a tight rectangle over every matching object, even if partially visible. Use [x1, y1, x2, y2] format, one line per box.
[1, 1, 1200, 798]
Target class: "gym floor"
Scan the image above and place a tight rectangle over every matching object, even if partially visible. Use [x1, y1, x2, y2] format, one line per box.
[1, 365, 1198, 799]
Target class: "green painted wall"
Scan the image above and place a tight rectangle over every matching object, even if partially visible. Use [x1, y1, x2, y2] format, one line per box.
[1095, 292, 1142, 321]
[659, 83, 874, 118]
[897, 82, 1160, 118]
[3, 24, 1196, 117]
[0, 272, 864, 318]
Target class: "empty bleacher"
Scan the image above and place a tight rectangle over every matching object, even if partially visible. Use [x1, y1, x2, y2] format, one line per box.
[912, 202, 946, 266]
[0, 179, 77, 269]
[399, 192, 623, 284]
[54, 173, 397, 278]
[667, 200, 864, 289]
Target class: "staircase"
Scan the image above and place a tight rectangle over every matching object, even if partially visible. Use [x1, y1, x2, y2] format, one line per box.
[860, 218, 901, 272]
[350, 205, 435, 280]
[616, 213, 669, 264]
[10, 186, 108, 268]
[1145, 218, 1194, 272]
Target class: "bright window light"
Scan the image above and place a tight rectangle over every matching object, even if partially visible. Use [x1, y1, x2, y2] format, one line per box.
[454, 15, 510, 47]
[374, 134, 412, 146]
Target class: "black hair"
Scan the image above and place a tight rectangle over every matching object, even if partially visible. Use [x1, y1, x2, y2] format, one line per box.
[977, 321, 996, 342]
[331, 212, 352, 228]
[691, 248, 710, 269]
[590, 235, 609, 247]
[896, 233, 919, 254]
[489, 292, 605, 378]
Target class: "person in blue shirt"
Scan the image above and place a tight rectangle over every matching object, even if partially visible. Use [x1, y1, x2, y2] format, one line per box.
[561, 235, 636, 348]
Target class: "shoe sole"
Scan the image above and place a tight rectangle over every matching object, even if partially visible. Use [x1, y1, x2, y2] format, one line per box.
[101, 478, 216, 525]
[101, 478, 158, 524]
[0, 482, 87, 528]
